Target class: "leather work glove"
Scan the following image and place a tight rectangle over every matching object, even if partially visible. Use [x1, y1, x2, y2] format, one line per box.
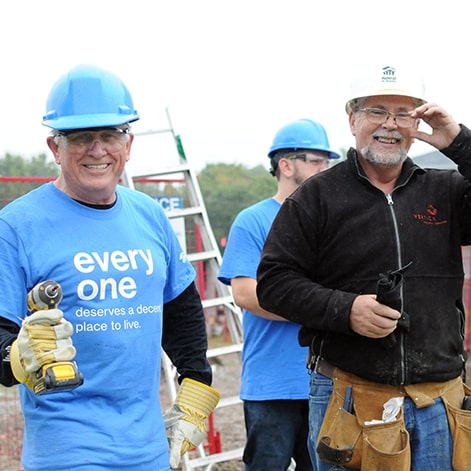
[163, 378, 221, 469]
[10, 309, 76, 389]
[376, 262, 412, 348]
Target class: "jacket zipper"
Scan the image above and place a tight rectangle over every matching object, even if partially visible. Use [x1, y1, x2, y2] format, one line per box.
[385, 192, 406, 385]
[354, 155, 420, 384]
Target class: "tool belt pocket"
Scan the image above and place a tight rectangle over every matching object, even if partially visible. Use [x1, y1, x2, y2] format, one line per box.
[316, 383, 362, 468]
[442, 381, 471, 471]
[316, 375, 410, 470]
[361, 416, 410, 471]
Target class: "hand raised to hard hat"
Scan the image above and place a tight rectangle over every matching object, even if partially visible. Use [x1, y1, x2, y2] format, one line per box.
[10, 309, 76, 389]
[410, 103, 461, 150]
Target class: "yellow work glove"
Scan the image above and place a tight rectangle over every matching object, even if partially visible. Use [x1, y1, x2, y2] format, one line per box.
[163, 378, 220, 469]
[10, 309, 76, 390]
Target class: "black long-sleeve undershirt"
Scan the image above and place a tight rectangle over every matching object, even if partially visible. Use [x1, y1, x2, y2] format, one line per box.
[0, 316, 20, 386]
[162, 282, 212, 385]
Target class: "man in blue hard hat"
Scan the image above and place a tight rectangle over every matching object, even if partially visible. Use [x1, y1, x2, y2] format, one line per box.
[219, 119, 339, 470]
[0, 64, 219, 471]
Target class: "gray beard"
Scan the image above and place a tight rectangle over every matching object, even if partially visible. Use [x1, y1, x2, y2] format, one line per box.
[360, 146, 407, 167]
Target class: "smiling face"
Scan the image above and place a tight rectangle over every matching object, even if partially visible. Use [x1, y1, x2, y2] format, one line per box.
[47, 126, 134, 205]
[349, 95, 419, 167]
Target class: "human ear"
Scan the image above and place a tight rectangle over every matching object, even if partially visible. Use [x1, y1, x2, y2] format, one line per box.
[349, 112, 357, 136]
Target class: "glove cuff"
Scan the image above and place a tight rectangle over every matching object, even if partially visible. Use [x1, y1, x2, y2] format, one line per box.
[176, 378, 220, 417]
[10, 340, 33, 389]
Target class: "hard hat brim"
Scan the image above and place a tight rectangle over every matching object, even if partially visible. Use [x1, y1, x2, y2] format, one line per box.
[346, 91, 427, 113]
[42, 113, 140, 131]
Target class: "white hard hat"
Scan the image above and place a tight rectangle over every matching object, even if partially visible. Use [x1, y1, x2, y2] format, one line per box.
[345, 65, 427, 113]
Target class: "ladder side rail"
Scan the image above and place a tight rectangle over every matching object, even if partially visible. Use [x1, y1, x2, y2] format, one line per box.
[182, 170, 224, 265]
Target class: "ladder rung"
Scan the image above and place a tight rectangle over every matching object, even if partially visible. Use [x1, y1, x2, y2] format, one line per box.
[187, 250, 220, 263]
[207, 344, 243, 357]
[165, 206, 204, 219]
[202, 296, 238, 309]
[216, 395, 242, 408]
[185, 447, 244, 469]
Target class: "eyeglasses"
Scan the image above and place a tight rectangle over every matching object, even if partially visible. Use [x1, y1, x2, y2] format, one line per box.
[358, 108, 417, 128]
[57, 127, 130, 151]
[286, 153, 329, 166]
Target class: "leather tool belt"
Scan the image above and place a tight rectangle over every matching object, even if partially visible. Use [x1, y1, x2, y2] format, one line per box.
[310, 356, 471, 471]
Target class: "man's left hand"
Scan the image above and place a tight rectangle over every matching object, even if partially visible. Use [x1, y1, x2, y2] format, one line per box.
[163, 378, 220, 469]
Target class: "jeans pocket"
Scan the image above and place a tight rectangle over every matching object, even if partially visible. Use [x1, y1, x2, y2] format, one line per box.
[361, 420, 410, 471]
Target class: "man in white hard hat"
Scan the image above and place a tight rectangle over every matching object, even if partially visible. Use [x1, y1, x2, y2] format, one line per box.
[256, 64, 471, 470]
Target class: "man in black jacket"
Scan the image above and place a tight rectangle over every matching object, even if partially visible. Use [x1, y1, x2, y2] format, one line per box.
[256, 64, 471, 470]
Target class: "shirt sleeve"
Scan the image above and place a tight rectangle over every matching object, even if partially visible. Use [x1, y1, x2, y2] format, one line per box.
[161, 281, 212, 386]
[0, 316, 20, 386]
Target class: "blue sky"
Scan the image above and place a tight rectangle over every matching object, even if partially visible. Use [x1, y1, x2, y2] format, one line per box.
[2, 0, 469, 174]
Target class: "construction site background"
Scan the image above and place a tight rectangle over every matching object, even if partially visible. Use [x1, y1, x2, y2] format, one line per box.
[0, 174, 246, 471]
[2, 173, 471, 471]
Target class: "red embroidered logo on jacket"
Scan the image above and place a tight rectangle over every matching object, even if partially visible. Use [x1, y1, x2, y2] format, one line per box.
[413, 205, 448, 225]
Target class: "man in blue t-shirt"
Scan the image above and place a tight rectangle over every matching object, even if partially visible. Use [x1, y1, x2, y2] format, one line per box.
[0, 65, 219, 471]
[219, 119, 339, 470]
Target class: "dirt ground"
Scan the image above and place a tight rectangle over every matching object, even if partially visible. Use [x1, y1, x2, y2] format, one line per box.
[0, 347, 245, 471]
[3, 350, 471, 471]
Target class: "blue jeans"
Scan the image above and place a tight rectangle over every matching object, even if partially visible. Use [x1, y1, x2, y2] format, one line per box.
[243, 399, 313, 471]
[308, 372, 453, 470]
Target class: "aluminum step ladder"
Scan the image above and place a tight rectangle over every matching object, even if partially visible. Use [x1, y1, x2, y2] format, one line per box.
[121, 109, 244, 470]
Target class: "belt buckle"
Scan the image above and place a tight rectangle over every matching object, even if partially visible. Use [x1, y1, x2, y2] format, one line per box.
[307, 352, 320, 371]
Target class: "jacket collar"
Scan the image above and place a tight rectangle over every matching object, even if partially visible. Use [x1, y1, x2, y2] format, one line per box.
[347, 147, 426, 188]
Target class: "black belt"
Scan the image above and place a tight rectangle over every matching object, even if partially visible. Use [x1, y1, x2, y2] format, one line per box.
[309, 356, 336, 379]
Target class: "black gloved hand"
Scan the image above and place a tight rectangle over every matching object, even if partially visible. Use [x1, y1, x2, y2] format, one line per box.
[376, 262, 412, 348]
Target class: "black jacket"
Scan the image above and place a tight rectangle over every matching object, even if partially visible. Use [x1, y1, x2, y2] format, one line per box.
[257, 126, 471, 386]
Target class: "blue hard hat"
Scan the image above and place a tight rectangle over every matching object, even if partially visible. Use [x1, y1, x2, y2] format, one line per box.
[42, 64, 140, 130]
[268, 119, 340, 159]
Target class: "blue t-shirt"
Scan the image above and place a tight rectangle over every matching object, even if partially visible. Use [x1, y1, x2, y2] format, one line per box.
[0, 183, 195, 471]
[218, 197, 309, 401]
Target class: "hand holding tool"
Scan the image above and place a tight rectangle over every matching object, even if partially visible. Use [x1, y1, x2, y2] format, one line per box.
[10, 281, 83, 394]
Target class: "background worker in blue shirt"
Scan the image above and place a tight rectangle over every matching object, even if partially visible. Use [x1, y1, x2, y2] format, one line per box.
[219, 118, 339, 470]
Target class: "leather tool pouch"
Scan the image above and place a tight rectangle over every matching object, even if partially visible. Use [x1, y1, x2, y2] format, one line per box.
[316, 370, 410, 470]
[440, 379, 471, 471]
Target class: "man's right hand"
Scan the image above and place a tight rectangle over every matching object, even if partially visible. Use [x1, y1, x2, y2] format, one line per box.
[350, 294, 401, 339]
[10, 309, 76, 389]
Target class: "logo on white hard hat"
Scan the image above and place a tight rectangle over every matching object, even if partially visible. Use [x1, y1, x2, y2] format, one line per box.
[382, 66, 397, 83]
[345, 64, 426, 113]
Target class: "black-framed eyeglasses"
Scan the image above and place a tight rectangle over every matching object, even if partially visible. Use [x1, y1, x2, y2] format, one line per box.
[285, 153, 329, 165]
[57, 127, 130, 151]
[358, 108, 417, 128]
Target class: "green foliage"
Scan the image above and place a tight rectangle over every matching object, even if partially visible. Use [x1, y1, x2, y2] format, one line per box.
[0, 153, 59, 209]
[198, 163, 276, 250]
[0, 152, 277, 253]
[0, 153, 58, 177]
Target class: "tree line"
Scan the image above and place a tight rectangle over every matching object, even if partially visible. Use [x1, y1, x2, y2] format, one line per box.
[0, 153, 276, 251]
